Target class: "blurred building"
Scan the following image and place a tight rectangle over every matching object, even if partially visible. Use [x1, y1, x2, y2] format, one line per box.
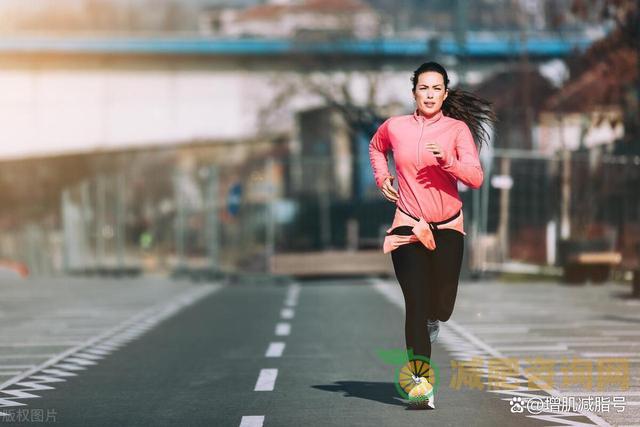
[0, 0, 618, 275]
[0, 0, 609, 39]
[198, 0, 385, 39]
[474, 68, 557, 151]
[541, 49, 638, 156]
[537, 109, 624, 154]
[291, 106, 352, 199]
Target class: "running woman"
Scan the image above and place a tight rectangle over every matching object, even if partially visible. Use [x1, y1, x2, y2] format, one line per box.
[369, 61, 496, 408]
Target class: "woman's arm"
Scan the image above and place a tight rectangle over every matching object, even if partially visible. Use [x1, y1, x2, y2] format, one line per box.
[440, 123, 484, 189]
[368, 118, 394, 188]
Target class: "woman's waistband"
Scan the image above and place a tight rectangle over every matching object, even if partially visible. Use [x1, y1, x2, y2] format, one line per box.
[397, 205, 461, 226]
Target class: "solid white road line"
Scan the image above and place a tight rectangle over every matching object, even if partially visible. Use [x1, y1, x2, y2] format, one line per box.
[0, 366, 36, 370]
[0, 342, 85, 347]
[559, 391, 640, 397]
[580, 352, 639, 358]
[607, 331, 640, 336]
[482, 336, 620, 343]
[467, 326, 531, 333]
[496, 344, 569, 352]
[254, 369, 278, 391]
[0, 355, 57, 360]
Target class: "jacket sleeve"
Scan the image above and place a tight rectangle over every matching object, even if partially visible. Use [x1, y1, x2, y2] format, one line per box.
[368, 118, 394, 188]
[440, 122, 484, 189]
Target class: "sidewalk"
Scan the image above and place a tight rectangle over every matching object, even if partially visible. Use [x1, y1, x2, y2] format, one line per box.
[371, 278, 640, 427]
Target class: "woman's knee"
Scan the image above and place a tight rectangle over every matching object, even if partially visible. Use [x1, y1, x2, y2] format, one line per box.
[437, 307, 454, 322]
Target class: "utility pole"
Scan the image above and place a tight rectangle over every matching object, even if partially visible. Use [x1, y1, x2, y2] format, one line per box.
[61, 189, 71, 273]
[173, 170, 186, 271]
[116, 173, 126, 269]
[517, 0, 533, 150]
[478, 128, 494, 272]
[559, 114, 571, 240]
[497, 156, 511, 262]
[265, 158, 276, 270]
[205, 165, 220, 272]
[80, 179, 91, 269]
[96, 174, 106, 269]
[318, 159, 332, 250]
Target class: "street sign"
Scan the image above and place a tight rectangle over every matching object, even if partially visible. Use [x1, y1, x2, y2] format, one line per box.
[491, 175, 513, 189]
[227, 182, 242, 217]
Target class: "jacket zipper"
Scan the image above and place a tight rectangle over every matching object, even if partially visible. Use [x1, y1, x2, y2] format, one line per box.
[417, 119, 425, 168]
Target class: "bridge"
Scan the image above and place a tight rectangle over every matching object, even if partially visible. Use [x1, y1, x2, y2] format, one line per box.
[0, 32, 597, 159]
[0, 34, 595, 59]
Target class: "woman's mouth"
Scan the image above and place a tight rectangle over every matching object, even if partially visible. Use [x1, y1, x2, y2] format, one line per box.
[425, 102, 435, 108]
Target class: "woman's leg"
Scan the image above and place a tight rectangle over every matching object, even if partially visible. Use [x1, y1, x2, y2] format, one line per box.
[390, 229, 434, 362]
[431, 229, 464, 322]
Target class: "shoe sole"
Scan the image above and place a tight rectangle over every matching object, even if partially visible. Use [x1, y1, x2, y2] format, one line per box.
[407, 396, 435, 409]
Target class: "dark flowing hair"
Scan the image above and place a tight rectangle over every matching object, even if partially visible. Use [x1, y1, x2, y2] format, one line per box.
[411, 61, 497, 153]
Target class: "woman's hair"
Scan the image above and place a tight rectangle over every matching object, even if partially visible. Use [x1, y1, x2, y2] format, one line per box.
[411, 61, 496, 152]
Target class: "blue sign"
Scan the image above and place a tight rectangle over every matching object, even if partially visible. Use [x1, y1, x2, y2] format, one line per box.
[227, 182, 242, 217]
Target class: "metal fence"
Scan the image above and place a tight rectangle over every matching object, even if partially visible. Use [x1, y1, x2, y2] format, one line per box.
[4, 145, 638, 278]
[470, 149, 640, 273]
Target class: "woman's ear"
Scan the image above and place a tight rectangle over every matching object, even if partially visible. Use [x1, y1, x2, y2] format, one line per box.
[443, 89, 449, 102]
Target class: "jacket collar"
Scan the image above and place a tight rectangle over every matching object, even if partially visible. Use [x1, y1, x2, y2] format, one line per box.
[412, 108, 443, 125]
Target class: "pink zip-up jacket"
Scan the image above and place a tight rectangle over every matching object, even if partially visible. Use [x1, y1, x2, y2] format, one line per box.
[369, 109, 484, 253]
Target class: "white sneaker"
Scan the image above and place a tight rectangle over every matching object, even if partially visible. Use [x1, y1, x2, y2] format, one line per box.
[427, 319, 440, 343]
[408, 375, 435, 409]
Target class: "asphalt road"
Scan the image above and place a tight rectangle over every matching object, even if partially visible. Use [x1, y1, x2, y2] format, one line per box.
[0, 277, 617, 426]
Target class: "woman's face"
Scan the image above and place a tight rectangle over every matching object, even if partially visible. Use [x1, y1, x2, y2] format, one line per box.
[413, 71, 448, 118]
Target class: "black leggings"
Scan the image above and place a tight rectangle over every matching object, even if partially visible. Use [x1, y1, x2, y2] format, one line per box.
[390, 225, 464, 362]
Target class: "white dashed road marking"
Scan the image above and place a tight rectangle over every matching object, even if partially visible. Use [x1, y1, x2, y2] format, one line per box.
[254, 369, 278, 391]
[239, 415, 265, 427]
[280, 308, 295, 319]
[265, 342, 286, 358]
[244, 282, 300, 426]
[244, 282, 300, 425]
[275, 323, 291, 336]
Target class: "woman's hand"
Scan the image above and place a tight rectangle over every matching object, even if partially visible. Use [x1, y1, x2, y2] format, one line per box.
[426, 142, 450, 166]
[380, 176, 399, 203]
